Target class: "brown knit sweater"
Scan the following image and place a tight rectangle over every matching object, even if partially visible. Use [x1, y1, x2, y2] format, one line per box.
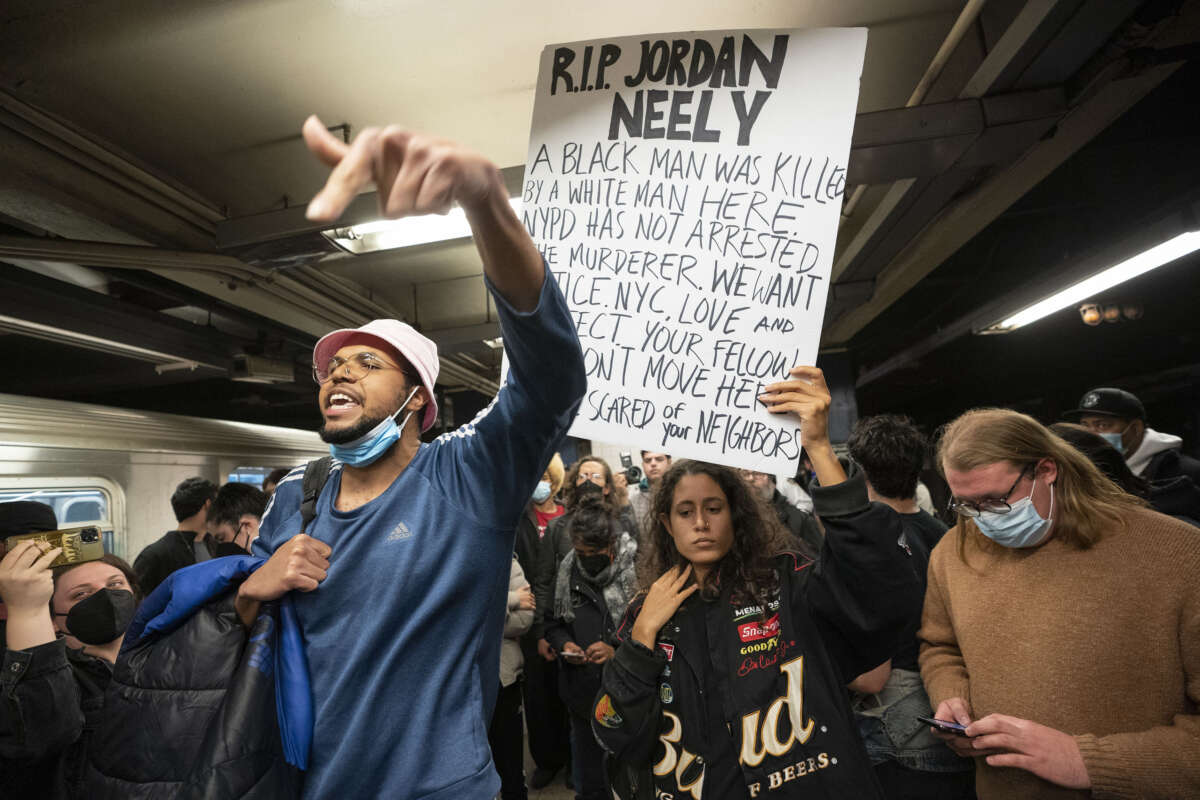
[919, 506, 1200, 800]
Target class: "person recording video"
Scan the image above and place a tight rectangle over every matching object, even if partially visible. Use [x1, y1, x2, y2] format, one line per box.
[0, 501, 140, 800]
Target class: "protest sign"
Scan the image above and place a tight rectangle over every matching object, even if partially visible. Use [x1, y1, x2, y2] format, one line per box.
[522, 28, 866, 473]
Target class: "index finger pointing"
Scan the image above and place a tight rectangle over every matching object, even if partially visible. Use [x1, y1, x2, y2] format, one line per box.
[306, 126, 381, 221]
[302, 115, 349, 168]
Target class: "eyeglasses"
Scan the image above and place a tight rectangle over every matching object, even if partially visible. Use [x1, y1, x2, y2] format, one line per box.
[579, 472, 605, 483]
[314, 352, 403, 384]
[947, 464, 1034, 517]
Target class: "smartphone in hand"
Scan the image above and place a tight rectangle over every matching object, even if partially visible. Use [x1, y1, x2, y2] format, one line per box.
[915, 715, 971, 737]
[561, 650, 586, 664]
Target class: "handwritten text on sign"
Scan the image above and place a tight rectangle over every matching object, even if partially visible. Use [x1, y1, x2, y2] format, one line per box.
[523, 29, 866, 472]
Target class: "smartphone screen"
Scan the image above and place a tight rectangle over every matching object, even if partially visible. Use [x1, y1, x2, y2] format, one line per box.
[915, 715, 970, 736]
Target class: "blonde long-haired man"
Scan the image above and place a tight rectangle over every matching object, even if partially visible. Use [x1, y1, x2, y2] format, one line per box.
[919, 408, 1200, 799]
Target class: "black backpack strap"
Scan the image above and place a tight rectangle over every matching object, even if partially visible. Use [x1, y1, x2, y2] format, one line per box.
[299, 456, 334, 533]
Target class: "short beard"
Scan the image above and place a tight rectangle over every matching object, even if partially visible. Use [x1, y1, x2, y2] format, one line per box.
[319, 413, 387, 445]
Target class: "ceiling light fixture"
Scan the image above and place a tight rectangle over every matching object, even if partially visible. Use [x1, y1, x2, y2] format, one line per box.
[321, 197, 523, 254]
[981, 230, 1200, 333]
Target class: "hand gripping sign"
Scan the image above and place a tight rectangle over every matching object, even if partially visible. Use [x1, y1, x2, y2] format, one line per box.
[521, 28, 866, 474]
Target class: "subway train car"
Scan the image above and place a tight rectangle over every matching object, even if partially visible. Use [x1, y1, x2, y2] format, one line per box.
[0, 392, 325, 561]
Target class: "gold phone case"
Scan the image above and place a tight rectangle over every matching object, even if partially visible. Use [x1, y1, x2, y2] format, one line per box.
[4, 526, 105, 567]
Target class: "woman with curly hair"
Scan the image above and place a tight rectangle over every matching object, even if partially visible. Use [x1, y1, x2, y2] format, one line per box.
[592, 367, 922, 800]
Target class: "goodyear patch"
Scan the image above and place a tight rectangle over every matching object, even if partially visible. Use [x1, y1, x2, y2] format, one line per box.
[660, 683, 674, 704]
[595, 693, 623, 729]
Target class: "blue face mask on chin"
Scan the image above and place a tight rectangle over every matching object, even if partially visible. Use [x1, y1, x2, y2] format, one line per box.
[531, 480, 553, 504]
[328, 386, 420, 468]
[1098, 431, 1125, 454]
[974, 479, 1055, 549]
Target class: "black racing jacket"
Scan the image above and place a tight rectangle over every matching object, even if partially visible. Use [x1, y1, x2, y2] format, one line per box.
[770, 490, 823, 560]
[593, 473, 921, 800]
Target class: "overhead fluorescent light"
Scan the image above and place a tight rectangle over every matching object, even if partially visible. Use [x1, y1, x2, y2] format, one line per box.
[981, 230, 1200, 333]
[322, 197, 523, 254]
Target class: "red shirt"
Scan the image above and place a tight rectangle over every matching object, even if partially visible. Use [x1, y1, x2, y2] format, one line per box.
[534, 504, 564, 539]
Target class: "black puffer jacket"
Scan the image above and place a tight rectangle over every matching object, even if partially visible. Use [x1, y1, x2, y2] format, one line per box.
[85, 558, 299, 799]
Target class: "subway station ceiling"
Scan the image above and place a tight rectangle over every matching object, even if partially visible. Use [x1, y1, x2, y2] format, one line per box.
[0, 0, 1197, 433]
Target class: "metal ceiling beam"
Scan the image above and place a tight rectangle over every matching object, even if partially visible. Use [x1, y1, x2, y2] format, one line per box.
[0, 90, 223, 249]
[832, 87, 1067, 288]
[0, 267, 234, 372]
[825, 59, 1183, 345]
[823, 0, 1186, 344]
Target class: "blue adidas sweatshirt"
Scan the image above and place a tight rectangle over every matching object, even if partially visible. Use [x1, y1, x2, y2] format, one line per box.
[254, 268, 586, 800]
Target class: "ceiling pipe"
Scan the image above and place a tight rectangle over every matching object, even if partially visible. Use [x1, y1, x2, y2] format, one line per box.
[0, 235, 357, 328]
[841, 0, 989, 221]
[0, 234, 502, 394]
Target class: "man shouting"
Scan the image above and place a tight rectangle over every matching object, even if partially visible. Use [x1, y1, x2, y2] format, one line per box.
[240, 117, 586, 800]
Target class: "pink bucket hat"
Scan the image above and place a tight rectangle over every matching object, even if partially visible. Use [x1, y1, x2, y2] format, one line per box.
[313, 319, 439, 432]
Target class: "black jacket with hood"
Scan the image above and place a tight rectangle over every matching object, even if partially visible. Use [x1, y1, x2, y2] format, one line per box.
[593, 473, 921, 800]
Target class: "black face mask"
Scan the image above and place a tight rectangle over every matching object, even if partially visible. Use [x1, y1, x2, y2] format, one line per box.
[578, 553, 612, 576]
[574, 480, 604, 504]
[60, 588, 136, 645]
[214, 541, 250, 558]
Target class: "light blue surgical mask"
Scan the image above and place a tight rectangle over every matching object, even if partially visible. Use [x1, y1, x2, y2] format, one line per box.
[531, 481, 553, 504]
[328, 386, 420, 468]
[974, 480, 1055, 549]
[1098, 431, 1125, 454]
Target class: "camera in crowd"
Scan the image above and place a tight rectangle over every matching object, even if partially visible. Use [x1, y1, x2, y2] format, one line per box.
[4, 525, 104, 567]
[619, 452, 642, 483]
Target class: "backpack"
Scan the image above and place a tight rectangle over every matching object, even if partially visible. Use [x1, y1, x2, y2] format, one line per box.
[299, 456, 334, 533]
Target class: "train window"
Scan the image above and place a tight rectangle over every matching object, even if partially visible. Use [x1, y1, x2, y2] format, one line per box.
[226, 467, 274, 487]
[0, 480, 124, 557]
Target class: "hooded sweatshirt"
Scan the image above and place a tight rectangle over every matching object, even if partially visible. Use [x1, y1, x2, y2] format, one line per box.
[1126, 428, 1184, 477]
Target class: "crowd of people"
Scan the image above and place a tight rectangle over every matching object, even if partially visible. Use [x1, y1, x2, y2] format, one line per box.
[0, 121, 1197, 800]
